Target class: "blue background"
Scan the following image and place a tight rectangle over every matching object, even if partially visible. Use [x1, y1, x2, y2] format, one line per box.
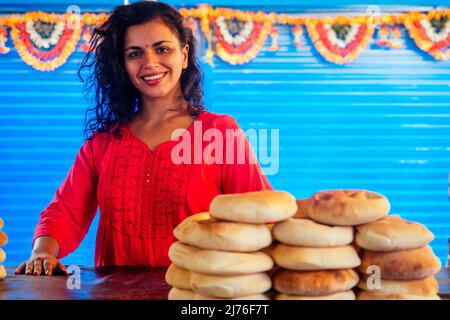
[0, 0, 449, 266]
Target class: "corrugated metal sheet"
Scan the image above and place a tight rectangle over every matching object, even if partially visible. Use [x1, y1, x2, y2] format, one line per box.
[0, 3, 449, 267]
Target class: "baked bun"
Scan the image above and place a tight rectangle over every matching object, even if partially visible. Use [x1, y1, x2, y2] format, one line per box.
[276, 291, 355, 300]
[355, 215, 434, 251]
[0, 265, 6, 280]
[165, 264, 191, 290]
[273, 218, 353, 247]
[294, 199, 310, 218]
[174, 213, 272, 252]
[307, 190, 390, 226]
[357, 275, 439, 296]
[0, 249, 5, 264]
[356, 291, 440, 300]
[168, 241, 274, 275]
[190, 272, 271, 298]
[195, 293, 270, 300]
[0, 231, 7, 247]
[209, 191, 297, 223]
[272, 244, 361, 270]
[273, 268, 359, 295]
[168, 287, 197, 300]
[359, 245, 441, 280]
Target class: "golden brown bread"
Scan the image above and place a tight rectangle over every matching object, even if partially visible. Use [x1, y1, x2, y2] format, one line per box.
[190, 272, 272, 298]
[356, 291, 440, 300]
[355, 215, 434, 251]
[0, 249, 5, 264]
[165, 264, 191, 290]
[174, 212, 272, 252]
[168, 241, 274, 276]
[307, 190, 390, 226]
[209, 191, 297, 223]
[0, 265, 6, 280]
[359, 245, 441, 280]
[272, 218, 353, 247]
[0, 231, 8, 247]
[273, 268, 359, 296]
[357, 275, 439, 296]
[272, 243, 361, 270]
[276, 291, 356, 300]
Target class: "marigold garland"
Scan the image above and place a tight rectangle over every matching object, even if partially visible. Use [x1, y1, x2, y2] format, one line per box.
[306, 16, 376, 64]
[0, 7, 449, 71]
[404, 10, 450, 60]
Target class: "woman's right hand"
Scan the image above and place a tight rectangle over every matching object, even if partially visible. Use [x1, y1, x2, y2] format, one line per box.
[15, 252, 68, 276]
[14, 236, 68, 276]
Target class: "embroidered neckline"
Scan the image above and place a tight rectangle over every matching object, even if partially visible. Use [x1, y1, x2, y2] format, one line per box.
[124, 111, 207, 153]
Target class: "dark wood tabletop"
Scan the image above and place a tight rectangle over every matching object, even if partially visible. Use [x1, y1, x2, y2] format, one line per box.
[0, 266, 171, 300]
[1, 266, 449, 300]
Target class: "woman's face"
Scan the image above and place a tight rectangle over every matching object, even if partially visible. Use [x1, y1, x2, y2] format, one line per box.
[123, 18, 189, 101]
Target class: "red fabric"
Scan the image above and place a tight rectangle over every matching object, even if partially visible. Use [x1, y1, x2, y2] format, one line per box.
[33, 111, 273, 267]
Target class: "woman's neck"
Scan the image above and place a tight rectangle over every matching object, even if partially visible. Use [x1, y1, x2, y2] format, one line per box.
[137, 94, 189, 126]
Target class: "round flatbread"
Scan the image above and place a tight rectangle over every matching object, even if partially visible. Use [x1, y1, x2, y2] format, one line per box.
[190, 272, 271, 298]
[174, 213, 272, 252]
[165, 264, 191, 290]
[168, 241, 274, 276]
[356, 215, 434, 251]
[276, 291, 355, 300]
[272, 243, 361, 270]
[209, 191, 297, 223]
[359, 245, 441, 280]
[307, 190, 390, 226]
[273, 268, 359, 296]
[273, 218, 353, 247]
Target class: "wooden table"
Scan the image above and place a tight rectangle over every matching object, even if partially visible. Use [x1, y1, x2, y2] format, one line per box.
[1, 266, 449, 300]
[0, 266, 171, 300]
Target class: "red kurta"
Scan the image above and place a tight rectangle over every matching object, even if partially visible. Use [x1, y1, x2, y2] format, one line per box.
[33, 111, 273, 266]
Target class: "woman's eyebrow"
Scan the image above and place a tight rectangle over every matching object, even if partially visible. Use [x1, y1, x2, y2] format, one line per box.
[124, 41, 173, 52]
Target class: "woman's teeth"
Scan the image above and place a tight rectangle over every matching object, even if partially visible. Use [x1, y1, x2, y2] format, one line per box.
[142, 73, 165, 81]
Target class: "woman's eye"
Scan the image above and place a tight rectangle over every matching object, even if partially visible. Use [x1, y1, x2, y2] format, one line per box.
[156, 47, 169, 54]
[127, 51, 142, 58]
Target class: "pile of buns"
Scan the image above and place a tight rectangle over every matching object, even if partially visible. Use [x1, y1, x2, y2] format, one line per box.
[356, 215, 441, 300]
[166, 189, 442, 300]
[0, 217, 7, 280]
[166, 191, 297, 300]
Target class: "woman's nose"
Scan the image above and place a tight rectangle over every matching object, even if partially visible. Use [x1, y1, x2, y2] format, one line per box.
[143, 49, 159, 67]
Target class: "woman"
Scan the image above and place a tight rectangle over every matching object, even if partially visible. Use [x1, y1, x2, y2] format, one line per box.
[15, 1, 272, 276]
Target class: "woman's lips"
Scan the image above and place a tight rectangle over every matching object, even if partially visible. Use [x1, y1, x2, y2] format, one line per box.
[141, 72, 167, 85]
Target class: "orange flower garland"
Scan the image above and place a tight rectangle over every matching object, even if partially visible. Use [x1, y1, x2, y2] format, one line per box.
[0, 7, 449, 70]
[306, 16, 376, 64]
[10, 12, 81, 71]
[404, 10, 450, 61]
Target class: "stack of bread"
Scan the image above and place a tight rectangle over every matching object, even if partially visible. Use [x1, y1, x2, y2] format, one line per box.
[356, 215, 441, 300]
[0, 217, 7, 280]
[166, 190, 297, 300]
[271, 190, 391, 300]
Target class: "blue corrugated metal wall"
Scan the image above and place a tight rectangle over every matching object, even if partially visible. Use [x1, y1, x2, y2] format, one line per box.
[1, 1, 449, 266]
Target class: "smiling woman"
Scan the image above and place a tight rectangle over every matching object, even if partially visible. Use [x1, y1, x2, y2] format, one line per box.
[14, 1, 272, 275]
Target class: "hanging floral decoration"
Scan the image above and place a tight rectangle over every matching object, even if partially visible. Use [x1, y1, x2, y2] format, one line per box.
[376, 24, 402, 49]
[404, 11, 450, 60]
[268, 27, 279, 51]
[8, 12, 82, 71]
[0, 27, 9, 54]
[210, 9, 274, 64]
[306, 16, 376, 64]
[292, 25, 303, 47]
[79, 13, 108, 53]
[0, 7, 449, 71]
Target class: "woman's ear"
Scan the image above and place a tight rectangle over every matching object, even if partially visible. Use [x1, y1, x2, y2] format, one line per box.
[182, 44, 189, 70]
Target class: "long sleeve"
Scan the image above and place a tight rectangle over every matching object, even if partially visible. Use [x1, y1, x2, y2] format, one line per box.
[33, 134, 102, 259]
[220, 116, 273, 194]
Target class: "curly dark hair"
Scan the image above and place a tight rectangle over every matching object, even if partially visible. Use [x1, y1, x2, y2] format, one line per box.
[78, 1, 205, 139]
